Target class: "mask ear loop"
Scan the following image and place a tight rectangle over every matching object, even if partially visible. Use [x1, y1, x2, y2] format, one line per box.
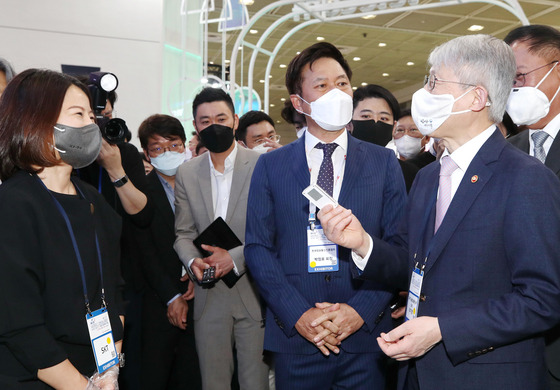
[53, 125, 67, 154]
[295, 95, 312, 118]
[449, 86, 477, 116]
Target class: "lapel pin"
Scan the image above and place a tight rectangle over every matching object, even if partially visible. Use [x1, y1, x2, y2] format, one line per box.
[471, 175, 478, 183]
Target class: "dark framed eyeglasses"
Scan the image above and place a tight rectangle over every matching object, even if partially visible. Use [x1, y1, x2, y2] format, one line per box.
[424, 74, 476, 91]
[513, 61, 559, 87]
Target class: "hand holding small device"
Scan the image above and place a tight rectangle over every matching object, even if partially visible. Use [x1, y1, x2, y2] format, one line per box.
[302, 184, 338, 209]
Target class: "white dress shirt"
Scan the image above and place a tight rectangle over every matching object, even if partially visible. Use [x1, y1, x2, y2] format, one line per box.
[528, 112, 560, 159]
[305, 130, 348, 202]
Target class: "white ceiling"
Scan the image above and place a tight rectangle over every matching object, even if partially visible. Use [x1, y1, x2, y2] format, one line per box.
[204, 0, 560, 143]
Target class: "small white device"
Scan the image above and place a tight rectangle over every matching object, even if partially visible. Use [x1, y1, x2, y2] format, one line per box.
[302, 184, 338, 210]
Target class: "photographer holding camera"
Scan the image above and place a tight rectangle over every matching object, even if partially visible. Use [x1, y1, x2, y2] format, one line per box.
[77, 72, 153, 390]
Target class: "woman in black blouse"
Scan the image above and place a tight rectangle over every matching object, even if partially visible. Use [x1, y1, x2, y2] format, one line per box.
[0, 69, 124, 389]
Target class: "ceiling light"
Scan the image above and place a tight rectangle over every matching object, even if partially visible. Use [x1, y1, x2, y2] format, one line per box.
[239, 0, 254, 5]
[279, 64, 287, 68]
[249, 29, 258, 34]
[378, 42, 387, 47]
[276, 120, 281, 123]
[353, 57, 361, 61]
[259, 80, 265, 83]
[225, 59, 230, 63]
[317, 37, 325, 41]
[382, 73, 389, 77]
[352, 86, 357, 90]
[468, 25, 484, 32]
[281, 98, 286, 101]
[361, 82, 367, 86]
[209, 61, 214, 64]
[361, 15, 376, 20]
[270, 104, 275, 107]
[296, 51, 301, 55]
[407, 61, 414, 66]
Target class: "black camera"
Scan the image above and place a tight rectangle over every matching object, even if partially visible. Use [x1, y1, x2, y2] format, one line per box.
[87, 72, 130, 145]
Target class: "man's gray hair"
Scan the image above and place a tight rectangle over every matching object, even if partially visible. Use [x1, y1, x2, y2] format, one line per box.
[428, 34, 516, 123]
[0, 57, 16, 82]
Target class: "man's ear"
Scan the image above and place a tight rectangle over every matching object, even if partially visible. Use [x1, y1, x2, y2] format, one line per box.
[290, 94, 304, 113]
[232, 114, 239, 132]
[143, 149, 150, 163]
[471, 86, 490, 112]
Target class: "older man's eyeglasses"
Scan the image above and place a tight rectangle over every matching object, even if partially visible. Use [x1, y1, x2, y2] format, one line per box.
[424, 74, 476, 91]
[513, 61, 558, 87]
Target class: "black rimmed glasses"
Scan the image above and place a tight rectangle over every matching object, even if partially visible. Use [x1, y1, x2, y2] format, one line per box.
[424, 74, 476, 91]
[513, 61, 559, 87]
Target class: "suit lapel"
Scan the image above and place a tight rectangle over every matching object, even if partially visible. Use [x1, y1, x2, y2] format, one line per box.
[545, 133, 560, 177]
[196, 156, 215, 222]
[290, 135, 311, 190]
[423, 131, 503, 275]
[338, 135, 364, 206]
[225, 148, 251, 223]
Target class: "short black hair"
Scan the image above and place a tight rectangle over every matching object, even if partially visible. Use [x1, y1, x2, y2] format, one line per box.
[281, 100, 305, 125]
[138, 114, 186, 150]
[398, 108, 412, 120]
[107, 90, 118, 108]
[285, 42, 352, 96]
[504, 25, 560, 61]
[235, 110, 275, 143]
[352, 84, 400, 120]
[192, 87, 235, 119]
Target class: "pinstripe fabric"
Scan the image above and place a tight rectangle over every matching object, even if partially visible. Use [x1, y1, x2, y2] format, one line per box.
[245, 133, 407, 363]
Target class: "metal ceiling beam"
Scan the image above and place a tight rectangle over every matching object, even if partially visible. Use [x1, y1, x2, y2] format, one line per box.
[228, 0, 529, 114]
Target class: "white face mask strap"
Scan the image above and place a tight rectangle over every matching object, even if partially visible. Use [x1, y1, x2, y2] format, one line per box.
[295, 95, 312, 118]
[549, 81, 560, 106]
[535, 62, 558, 89]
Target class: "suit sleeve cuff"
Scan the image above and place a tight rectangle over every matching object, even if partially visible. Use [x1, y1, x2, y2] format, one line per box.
[351, 234, 373, 272]
[167, 293, 182, 306]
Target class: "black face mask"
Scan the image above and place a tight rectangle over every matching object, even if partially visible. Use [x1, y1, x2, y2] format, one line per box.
[198, 124, 235, 153]
[351, 120, 394, 147]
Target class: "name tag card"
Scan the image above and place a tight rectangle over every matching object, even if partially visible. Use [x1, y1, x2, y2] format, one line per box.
[86, 307, 119, 373]
[307, 224, 339, 273]
[405, 267, 424, 321]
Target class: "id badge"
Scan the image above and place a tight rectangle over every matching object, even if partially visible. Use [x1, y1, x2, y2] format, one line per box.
[86, 307, 119, 373]
[405, 267, 424, 321]
[307, 224, 339, 273]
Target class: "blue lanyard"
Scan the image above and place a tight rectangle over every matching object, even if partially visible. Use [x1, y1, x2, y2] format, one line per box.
[36, 176, 107, 314]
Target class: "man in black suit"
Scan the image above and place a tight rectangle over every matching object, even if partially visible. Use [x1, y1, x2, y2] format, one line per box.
[505, 25, 560, 389]
[136, 114, 201, 390]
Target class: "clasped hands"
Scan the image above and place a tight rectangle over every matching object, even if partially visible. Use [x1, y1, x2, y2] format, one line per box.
[295, 302, 364, 356]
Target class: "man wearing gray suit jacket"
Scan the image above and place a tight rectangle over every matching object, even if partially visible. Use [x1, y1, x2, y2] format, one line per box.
[174, 87, 268, 390]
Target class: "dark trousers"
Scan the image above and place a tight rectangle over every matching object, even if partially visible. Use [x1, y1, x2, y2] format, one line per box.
[141, 292, 201, 390]
[274, 349, 386, 390]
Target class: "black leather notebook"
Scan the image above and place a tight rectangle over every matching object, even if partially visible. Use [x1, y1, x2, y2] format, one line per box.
[193, 217, 242, 288]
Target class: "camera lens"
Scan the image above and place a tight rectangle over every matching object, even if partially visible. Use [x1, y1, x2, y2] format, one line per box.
[100, 118, 128, 145]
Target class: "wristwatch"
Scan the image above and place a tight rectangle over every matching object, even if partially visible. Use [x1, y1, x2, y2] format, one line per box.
[113, 175, 129, 188]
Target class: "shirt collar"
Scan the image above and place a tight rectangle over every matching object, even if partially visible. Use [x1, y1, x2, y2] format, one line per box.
[529, 112, 560, 140]
[208, 141, 238, 175]
[305, 130, 348, 155]
[441, 125, 496, 173]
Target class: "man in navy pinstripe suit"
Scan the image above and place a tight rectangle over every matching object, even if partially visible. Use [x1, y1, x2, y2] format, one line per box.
[245, 42, 407, 389]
